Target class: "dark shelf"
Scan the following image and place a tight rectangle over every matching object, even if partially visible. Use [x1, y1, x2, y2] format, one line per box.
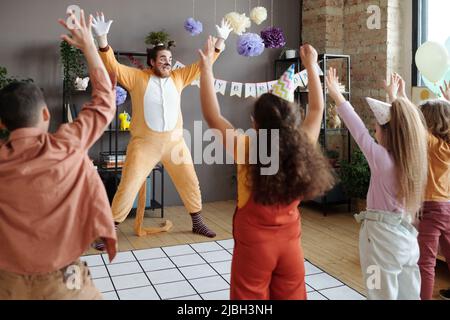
[275, 53, 352, 213]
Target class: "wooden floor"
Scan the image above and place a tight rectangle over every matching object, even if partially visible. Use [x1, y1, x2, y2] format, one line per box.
[86, 200, 450, 300]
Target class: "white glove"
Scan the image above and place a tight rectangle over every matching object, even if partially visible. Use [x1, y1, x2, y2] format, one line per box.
[92, 13, 113, 37]
[215, 19, 232, 41]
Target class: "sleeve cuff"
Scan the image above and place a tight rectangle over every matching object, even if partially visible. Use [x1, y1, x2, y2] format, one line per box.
[99, 45, 110, 53]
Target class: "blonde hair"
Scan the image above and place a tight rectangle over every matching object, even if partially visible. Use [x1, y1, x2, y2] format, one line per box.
[419, 99, 450, 144]
[382, 98, 428, 216]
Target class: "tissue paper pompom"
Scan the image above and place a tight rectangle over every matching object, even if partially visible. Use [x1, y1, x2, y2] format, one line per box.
[184, 17, 203, 36]
[260, 26, 286, 48]
[116, 86, 128, 106]
[225, 12, 251, 35]
[250, 7, 267, 25]
[237, 33, 265, 57]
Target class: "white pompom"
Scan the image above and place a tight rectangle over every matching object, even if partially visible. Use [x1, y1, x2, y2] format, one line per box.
[224, 12, 251, 35]
[250, 7, 267, 25]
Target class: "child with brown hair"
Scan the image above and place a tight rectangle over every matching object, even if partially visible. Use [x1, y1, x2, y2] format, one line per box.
[326, 70, 429, 300]
[0, 9, 117, 299]
[415, 81, 450, 300]
[197, 36, 335, 300]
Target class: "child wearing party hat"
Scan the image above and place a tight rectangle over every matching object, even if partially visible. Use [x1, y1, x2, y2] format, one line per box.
[326, 69, 428, 300]
[197, 37, 335, 300]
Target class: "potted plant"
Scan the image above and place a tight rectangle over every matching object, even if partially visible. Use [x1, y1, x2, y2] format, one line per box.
[279, 48, 297, 59]
[326, 149, 340, 168]
[60, 40, 86, 94]
[145, 30, 175, 48]
[339, 148, 371, 213]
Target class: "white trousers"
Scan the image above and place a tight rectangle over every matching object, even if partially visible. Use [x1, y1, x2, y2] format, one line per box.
[356, 211, 421, 300]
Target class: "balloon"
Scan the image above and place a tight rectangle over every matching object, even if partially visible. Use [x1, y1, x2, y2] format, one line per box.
[445, 37, 450, 55]
[415, 41, 450, 83]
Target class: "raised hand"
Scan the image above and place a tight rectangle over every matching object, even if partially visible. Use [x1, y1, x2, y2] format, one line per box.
[440, 80, 450, 101]
[216, 19, 232, 41]
[326, 67, 346, 106]
[92, 12, 113, 37]
[58, 9, 95, 52]
[383, 73, 400, 102]
[300, 44, 318, 68]
[198, 36, 215, 71]
[397, 74, 407, 99]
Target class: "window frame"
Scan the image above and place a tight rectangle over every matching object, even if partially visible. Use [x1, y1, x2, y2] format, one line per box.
[412, 0, 428, 86]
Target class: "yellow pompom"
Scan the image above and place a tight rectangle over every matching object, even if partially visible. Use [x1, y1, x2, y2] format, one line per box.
[225, 12, 251, 35]
[250, 7, 267, 25]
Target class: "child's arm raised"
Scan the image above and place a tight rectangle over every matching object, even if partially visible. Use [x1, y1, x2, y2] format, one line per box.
[326, 67, 382, 169]
[56, 10, 115, 150]
[440, 80, 450, 101]
[300, 45, 324, 143]
[198, 36, 237, 155]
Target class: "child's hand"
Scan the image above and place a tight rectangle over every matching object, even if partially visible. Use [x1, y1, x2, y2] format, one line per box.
[397, 74, 407, 99]
[58, 9, 95, 52]
[92, 12, 113, 37]
[300, 44, 318, 68]
[325, 67, 346, 106]
[198, 36, 215, 72]
[383, 73, 401, 102]
[440, 80, 450, 101]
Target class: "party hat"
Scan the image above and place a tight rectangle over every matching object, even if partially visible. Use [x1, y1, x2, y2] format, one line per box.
[365, 97, 392, 125]
[272, 64, 296, 102]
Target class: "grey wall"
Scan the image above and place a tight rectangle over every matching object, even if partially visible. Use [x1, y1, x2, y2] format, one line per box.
[0, 0, 300, 206]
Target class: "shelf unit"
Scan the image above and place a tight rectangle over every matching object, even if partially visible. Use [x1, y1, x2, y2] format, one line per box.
[62, 50, 164, 217]
[275, 54, 352, 213]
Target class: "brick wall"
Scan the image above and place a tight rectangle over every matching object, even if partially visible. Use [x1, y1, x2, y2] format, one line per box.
[302, 0, 405, 125]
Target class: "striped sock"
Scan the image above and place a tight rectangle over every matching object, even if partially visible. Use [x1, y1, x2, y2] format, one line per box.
[191, 212, 216, 238]
[91, 238, 106, 252]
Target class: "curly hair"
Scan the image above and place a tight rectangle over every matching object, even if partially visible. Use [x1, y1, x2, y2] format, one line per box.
[248, 93, 336, 205]
[419, 99, 450, 144]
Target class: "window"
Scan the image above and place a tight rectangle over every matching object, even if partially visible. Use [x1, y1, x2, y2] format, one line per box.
[413, 0, 450, 85]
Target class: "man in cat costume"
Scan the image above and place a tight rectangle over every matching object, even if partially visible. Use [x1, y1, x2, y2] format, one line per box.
[92, 14, 232, 238]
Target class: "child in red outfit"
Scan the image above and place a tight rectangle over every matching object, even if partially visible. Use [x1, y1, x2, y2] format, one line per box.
[197, 37, 335, 300]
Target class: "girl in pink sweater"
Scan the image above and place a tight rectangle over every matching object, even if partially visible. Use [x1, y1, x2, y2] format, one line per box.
[326, 69, 428, 300]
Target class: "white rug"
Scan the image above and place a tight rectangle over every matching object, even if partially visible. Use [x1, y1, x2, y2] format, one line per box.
[81, 239, 366, 300]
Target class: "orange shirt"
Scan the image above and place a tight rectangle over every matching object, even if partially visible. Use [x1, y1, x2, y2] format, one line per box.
[425, 133, 450, 201]
[0, 68, 117, 275]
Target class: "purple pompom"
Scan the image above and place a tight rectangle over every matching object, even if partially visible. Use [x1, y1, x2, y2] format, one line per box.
[184, 17, 203, 36]
[237, 33, 265, 57]
[116, 86, 127, 106]
[260, 27, 286, 49]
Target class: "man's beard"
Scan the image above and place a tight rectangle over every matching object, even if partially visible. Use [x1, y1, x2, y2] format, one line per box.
[154, 65, 171, 78]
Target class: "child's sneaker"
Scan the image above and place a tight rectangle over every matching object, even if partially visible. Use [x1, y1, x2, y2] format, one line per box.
[439, 288, 450, 300]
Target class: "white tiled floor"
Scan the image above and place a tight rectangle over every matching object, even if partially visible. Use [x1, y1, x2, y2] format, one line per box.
[81, 239, 366, 300]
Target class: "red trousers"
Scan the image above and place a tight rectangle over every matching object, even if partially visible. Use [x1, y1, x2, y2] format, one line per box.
[230, 197, 306, 300]
[418, 201, 450, 300]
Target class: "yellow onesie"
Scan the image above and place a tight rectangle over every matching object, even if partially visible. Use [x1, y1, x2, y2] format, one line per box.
[99, 47, 220, 226]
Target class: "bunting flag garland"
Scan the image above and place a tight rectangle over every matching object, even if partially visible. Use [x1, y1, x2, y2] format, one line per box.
[230, 82, 243, 97]
[170, 60, 325, 99]
[172, 61, 186, 70]
[256, 82, 269, 97]
[214, 79, 227, 95]
[245, 83, 257, 98]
